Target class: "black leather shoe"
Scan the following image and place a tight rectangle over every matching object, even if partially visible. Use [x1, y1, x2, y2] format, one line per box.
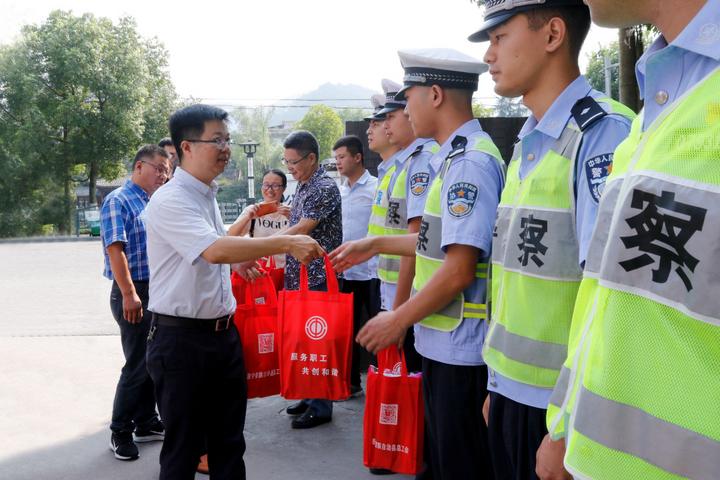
[285, 401, 309, 416]
[291, 410, 331, 429]
[369, 468, 395, 475]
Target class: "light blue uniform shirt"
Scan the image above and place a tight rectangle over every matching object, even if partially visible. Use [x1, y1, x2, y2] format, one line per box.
[414, 119, 505, 366]
[381, 138, 439, 310]
[488, 76, 633, 408]
[340, 170, 379, 281]
[636, 0, 720, 130]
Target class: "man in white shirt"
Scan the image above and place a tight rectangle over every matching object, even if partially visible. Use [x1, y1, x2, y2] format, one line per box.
[144, 104, 323, 480]
[334, 135, 380, 397]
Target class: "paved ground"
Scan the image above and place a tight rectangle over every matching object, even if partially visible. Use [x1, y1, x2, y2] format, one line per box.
[0, 241, 413, 480]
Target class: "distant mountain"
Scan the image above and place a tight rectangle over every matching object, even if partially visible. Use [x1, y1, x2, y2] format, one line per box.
[269, 83, 377, 125]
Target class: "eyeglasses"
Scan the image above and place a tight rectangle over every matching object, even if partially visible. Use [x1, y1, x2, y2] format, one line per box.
[281, 152, 310, 166]
[262, 183, 284, 190]
[186, 138, 235, 150]
[141, 160, 170, 177]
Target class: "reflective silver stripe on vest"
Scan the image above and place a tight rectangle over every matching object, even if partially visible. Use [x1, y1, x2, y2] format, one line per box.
[378, 256, 401, 273]
[485, 322, 568, 371]
[573, 386, 720, 480]
[598, 173, 720, 325]
[500, 208, 583, 281]
[584, 177, 623, 275]
[416, 214, 444, 261]
[411, 287, 463, 319]
[548, 366, 571, 406]
[385, 197, 408, 228]
[369, 213, 387, 228]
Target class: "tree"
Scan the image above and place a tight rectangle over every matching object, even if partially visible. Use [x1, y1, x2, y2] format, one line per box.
[0, 11, 177, 236]
[338, 108, 371, 123]
[473, 102, 493, 118]
[494, 97, 528, 117]
[586, 41, 619, 100]
[295, 104, 344, 160]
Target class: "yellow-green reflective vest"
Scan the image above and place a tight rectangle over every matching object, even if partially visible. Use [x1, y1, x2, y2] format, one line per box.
[368, 161, 400, 283]
[412, 136, 504, 331]
[558, 68, 720, 480]
[485, 98, 636, 390]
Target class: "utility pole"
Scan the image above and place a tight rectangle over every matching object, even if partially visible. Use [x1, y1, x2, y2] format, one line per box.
[239, 142, 259, 205]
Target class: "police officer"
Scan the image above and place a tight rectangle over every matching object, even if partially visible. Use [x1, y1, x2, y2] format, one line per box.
[375, 78, 439, 374]
[332, 48, 504, 479]
[537, 1, 720, 479]
[467, 1, 635, 478]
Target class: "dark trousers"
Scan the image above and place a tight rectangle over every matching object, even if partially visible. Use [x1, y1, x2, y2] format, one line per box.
[340, 278, 381, 386]
[109, 280, 159, 434]
[146, 321, 247, 480]
[488, 392, 548, 480]
[422, 358, 494, 480]
[297, 280, 333, 418]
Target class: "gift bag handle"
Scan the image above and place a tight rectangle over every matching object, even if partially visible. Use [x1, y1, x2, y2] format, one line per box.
[299, 253, 339, 293]
[377, 346, 408, 378]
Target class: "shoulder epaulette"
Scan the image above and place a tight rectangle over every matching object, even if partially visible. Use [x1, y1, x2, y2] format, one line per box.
[447, 136, 468, 159]
[571, 96, 608, 132]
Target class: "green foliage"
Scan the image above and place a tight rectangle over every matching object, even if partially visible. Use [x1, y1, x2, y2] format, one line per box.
[338, 108, 371, 123]
[494, 97, 528, 117]
[295, 104, 344, 160]
[0, 10, 178, 237]
[472, 102, 493, 118]
[586, 41, 619, 100]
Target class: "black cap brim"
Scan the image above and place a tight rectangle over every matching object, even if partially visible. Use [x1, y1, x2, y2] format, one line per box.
[468, 11, 517, 43]
[364, 112, 386, 121]
[394, 85, 412, 101]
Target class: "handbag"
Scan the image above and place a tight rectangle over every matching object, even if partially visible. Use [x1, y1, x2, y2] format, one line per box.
[363, 347, 424, 475]
[232, 271, 280, 398]
[278, 255, 353, 401]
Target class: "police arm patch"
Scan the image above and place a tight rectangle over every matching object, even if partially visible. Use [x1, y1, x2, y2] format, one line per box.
[410, 171, 431, 196]
[447, 182, 478, 218]
[585, 153, 613, 203]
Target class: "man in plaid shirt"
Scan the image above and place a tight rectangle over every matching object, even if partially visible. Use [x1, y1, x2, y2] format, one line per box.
[100, 144, 171, 461]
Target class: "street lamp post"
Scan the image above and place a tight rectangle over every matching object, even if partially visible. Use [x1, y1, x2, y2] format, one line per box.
[239, 141, 259, 205]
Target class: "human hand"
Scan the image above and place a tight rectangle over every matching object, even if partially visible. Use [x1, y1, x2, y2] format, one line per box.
[240, 204, 260, 220]
[328, 238, 375, 273]
[483, 395, 490, 426]
[123, 291, 143, 324]
[536, 435, 571, 480]
[277, 204, 291, 218]
[232, 260, 263, 281]
[356, 311, 406, 354]
[287, 235, 324, 265]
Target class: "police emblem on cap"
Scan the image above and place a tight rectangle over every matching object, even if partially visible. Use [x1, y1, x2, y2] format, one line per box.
[410, 172, 431, 196]
[447, 182, 478, 217]
[585, 154, 613, 203]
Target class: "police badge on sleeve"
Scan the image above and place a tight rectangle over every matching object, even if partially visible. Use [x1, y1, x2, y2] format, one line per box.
[447, 182, 478, 217]
[410, 171, 430, 196]
[585, 153, 613, 203]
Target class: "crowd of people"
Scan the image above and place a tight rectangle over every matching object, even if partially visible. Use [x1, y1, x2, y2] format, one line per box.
[98, 0, 719, 478]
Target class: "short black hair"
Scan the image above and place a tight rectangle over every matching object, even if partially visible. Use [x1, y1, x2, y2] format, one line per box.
[333, 135, 365, 165]
[524, 6, 590, 61]
[283, 130, 319, 161]
[263, 168, 287, 189]
[168, 104, 228, 161]
[158, 137, 173, 148]
[134, 144, 169, 165]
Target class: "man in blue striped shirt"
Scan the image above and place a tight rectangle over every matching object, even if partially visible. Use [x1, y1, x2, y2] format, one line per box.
[101, 144, 171, 461]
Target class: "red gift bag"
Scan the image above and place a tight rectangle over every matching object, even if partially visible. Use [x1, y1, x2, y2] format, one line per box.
[263, 256, 285, 294]
[363, 348, 424, 475]
[232, 271, 280, 398]
[278, 255, 353, 401]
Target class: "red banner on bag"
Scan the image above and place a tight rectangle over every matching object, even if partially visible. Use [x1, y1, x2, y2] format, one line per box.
[278, 255, 353, 401]
[232, 271, 280, 398]
[363, 348, 424, 475]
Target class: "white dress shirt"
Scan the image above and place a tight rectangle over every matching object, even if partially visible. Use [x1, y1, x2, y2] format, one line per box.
[340, 170, 378, 281]
[145, 167, 234, 319]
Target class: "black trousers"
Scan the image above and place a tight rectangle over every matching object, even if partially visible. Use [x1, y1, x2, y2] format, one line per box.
[340, 278, 381, 386]
[146, 321, 247, 480]
[488, 392, 548, 480]
[422, 358, 494, 480]
[109, 280, 159, 434]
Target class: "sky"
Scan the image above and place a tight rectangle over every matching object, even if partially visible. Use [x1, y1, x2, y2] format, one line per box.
[0, 0, 619, 109]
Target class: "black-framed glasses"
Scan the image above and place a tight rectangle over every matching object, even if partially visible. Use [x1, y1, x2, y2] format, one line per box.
[186, 138, 235, 150]
[141, 160, 170, 177]
[261, 183, 284, 190]
[281, 152, 310, 166]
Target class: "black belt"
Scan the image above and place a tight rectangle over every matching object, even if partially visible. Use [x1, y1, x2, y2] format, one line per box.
[151, 312, 233, 332]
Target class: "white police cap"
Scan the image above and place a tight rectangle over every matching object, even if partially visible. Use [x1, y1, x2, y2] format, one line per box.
[377, 78, 407, 115]
[468, 0, 588, 42]
[364, 93, 387, 121]
[395, 48, 487, 100]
